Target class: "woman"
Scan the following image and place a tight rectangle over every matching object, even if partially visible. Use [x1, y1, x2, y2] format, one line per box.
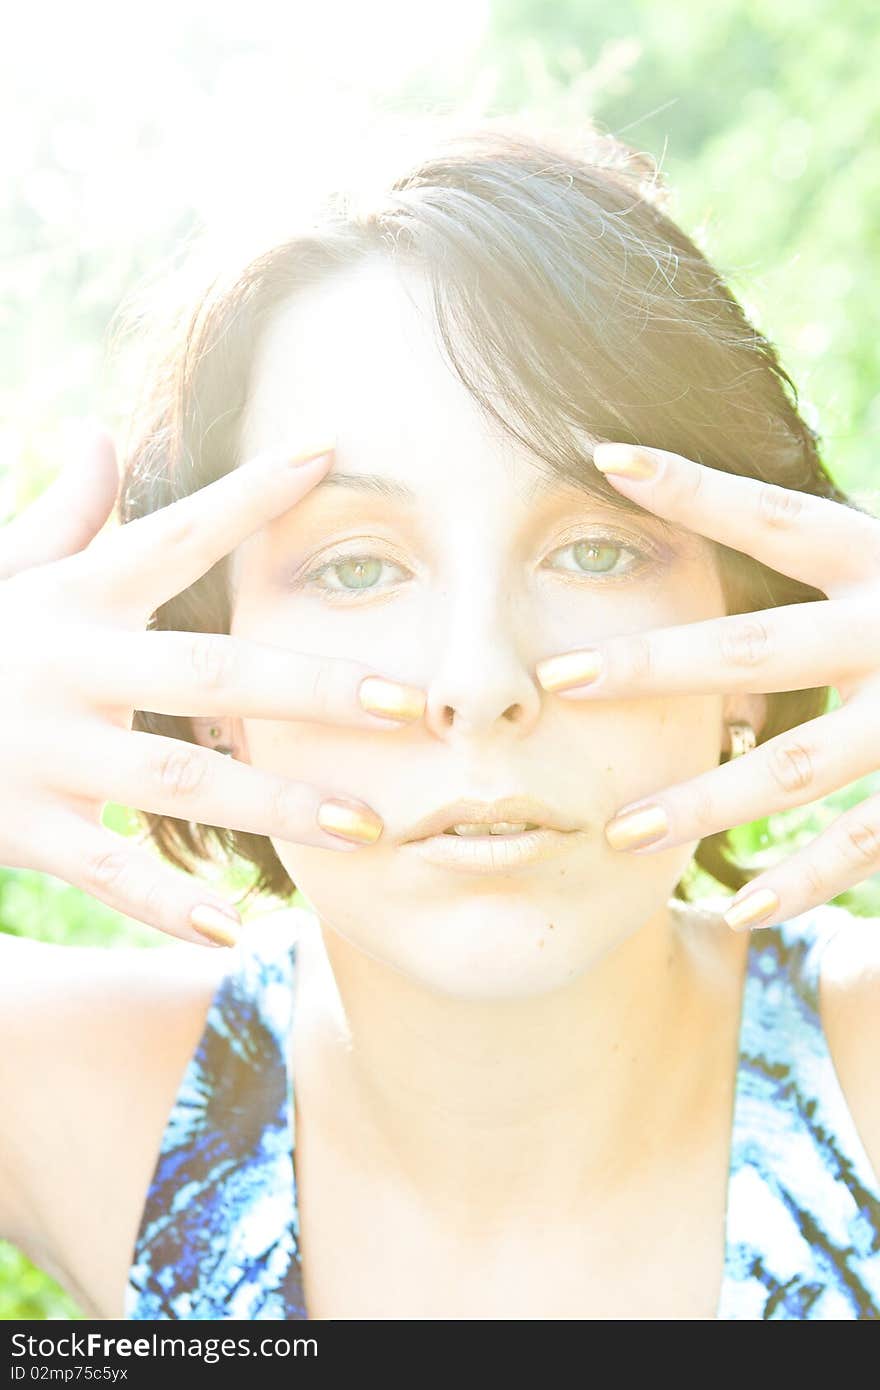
[2, 121, 879, 1321]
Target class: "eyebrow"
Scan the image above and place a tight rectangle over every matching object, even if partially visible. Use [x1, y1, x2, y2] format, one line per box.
[313, 472, 417, 503]
[311, 468, 673, 528]
[314, 469, 637, 509]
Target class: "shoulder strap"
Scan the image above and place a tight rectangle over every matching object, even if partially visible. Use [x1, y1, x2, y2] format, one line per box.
[126, 913, 306, 1319]
[720, 905, 880, 1318]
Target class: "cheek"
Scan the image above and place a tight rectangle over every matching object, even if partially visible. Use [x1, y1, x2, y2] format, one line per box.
[242, 716, 388, 795]
[594, 692, 725, 810]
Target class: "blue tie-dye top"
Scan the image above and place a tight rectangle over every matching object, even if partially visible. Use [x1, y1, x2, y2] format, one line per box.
[124, 902, 880, 1320]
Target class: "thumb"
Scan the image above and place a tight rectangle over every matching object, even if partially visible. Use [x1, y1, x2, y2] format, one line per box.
[56, 419, 121, 545]
[0, 422, 120, 579]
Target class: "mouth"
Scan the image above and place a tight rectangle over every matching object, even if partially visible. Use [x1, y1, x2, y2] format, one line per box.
[402, 797, 581, 845]
[400, 823, 585, 875]
[439, 821, 543, 838]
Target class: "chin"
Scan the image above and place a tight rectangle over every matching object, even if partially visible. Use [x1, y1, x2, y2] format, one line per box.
[280, 841, 694, 1000]
[292, 884, 625, 1000]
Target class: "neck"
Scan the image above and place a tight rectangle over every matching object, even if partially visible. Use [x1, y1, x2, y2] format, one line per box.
[296, 899, 746, 1235]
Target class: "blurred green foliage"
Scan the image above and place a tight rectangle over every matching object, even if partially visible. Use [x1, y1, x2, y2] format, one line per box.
[2, 0, 878, 1320]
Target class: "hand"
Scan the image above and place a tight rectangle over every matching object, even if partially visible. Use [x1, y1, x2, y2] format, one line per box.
[535, 441, 880, 933]
[0, 428, 426, 947]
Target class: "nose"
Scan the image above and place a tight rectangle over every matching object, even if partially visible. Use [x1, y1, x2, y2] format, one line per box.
[421, 595, 543, 743]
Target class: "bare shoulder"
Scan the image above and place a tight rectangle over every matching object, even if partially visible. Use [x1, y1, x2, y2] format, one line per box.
[0, 907, 305, 1316]
[1, 903, 310, 1057]
[0, 928, 227, 1241]
[0, 928, 233, 1138]
[1, 924, 232, 1022]
[816, 908, 880, 1188]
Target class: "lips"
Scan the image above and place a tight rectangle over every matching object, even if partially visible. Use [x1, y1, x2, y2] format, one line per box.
[402, 797, 580, 844]
[443, 821, 540, 836]
[401, 823, 586, 874]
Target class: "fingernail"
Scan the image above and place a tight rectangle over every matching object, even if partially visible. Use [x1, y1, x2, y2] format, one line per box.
[604, 803, 669, 851]
[723, 887, 780, 932]
[592, 444, 658, 480]
[290, 441, 336, 467]
[536, 649, 602, 693]
[190, 904, 241, 947]
[359, 676, 427, 723]
[317, 799, 384, 844]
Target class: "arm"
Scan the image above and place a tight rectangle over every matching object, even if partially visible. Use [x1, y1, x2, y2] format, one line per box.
[0, 932, 231, 1317]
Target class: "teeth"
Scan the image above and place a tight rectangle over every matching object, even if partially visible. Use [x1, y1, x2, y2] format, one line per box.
[446, 821, 539, 837]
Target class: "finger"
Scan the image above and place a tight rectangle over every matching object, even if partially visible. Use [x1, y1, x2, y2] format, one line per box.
[71, 439, 336, 615]
[537, 595, 875, 699]
[49, 725, 384, 851]
[602, 697, 880, 855]
[68, 628, 427, 729]
[719, 789, 880, 932]
[37, 812, 244, 948]
[591, 442, 880, 598]
[0, 427, 119, 580]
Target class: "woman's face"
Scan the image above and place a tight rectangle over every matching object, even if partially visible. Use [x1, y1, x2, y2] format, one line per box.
[227, 258, 732, 998]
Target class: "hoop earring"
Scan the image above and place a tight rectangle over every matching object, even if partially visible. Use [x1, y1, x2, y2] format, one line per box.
[726, 720, 756, 760]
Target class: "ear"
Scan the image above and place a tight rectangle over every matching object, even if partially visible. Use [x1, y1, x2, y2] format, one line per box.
[189, 716, 251, 762]
[721, 691, 768, 755]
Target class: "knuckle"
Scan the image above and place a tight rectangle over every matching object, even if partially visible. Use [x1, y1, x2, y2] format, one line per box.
[667, 460, 705, 509]
[83, 846, 131, 895]
[837, 816, 880, 871]
[688, 779, 718, 837]
[765, 737, 815, 796]
[306, 656, 344, 713]
[138, 874, 168, 922]
[719, 615, 772, 669]
[801, 857, 828, 901]
[757, 483, 806, 529]
[189, 632, 236, 691]
[269, 777, 310, 834]
[622, 633, 654, 685]
[155, 742, 209, 800]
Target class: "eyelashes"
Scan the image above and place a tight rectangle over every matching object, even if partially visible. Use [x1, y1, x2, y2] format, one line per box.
[303, 553, 407, 599]
[292, 531, 661, 604]
[547, 536, 654, 582]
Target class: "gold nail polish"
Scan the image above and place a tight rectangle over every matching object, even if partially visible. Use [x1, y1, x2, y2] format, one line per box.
[535, 649, 602, 693]
[723, 888, 780, 932]
[592, 445, 658, 479]
[190, 905, 240, 947]
[317, 799, 384, 844]
[604, 804, 669, 851]
[290, 441, 336, 467]
[359, 676, 427, 723]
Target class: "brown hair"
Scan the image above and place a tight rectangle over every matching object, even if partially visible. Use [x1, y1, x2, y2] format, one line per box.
[115, 116, 862, 910]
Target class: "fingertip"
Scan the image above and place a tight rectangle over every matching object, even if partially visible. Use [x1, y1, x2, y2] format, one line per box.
[61, 420, 118, 488]
[722, 886, 781, 932]
[190, 903, 242, 948]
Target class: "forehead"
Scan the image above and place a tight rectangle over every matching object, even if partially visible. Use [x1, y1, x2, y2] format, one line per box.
[236, 258, 708, 556]
[240, 258, 500, 474]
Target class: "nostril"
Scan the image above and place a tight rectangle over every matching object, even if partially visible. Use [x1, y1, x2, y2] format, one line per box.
[438, 702, 524, 727]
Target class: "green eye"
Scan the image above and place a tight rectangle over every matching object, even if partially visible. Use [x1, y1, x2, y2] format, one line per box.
[328, 557, 384, 591]
[302, 551, 408, 599]
[572, 541, 621, 573]
[547, 535, 650, 579]
[296, 531, 657, 604]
